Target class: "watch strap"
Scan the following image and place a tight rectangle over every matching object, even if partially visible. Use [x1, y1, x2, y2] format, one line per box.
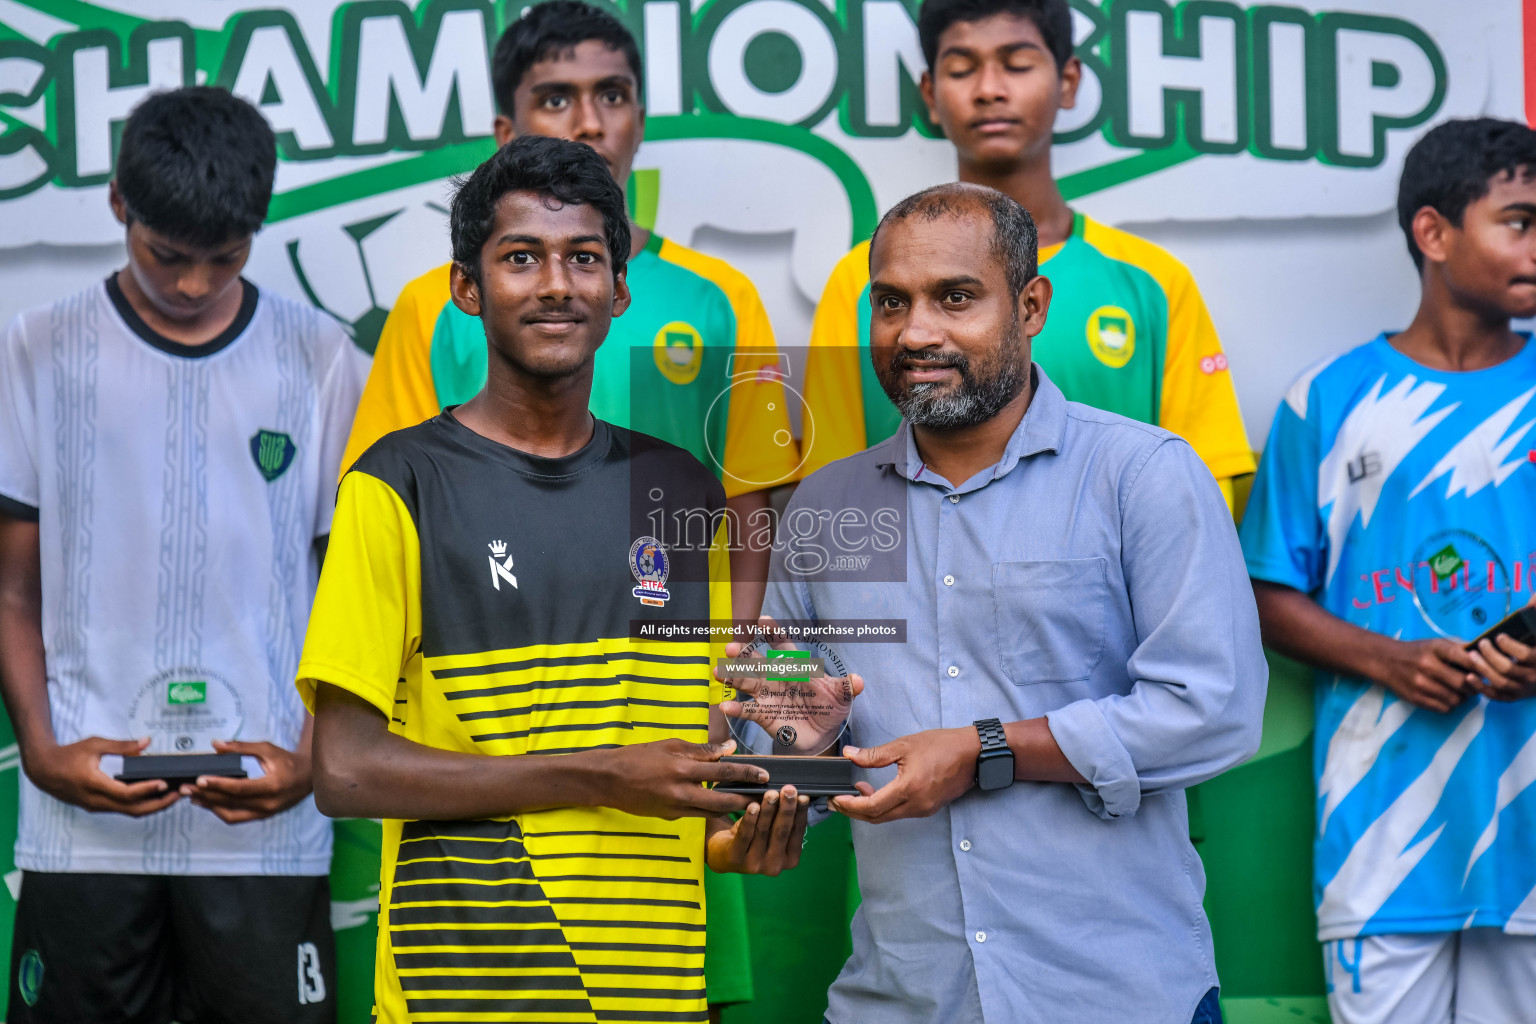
[974, 717, 1008, 753]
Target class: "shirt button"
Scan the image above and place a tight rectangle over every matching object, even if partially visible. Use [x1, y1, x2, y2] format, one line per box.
[943, 574, 955, 587]
[975, 931, 987, 943]
[947, 666, 959, 677]
[959, 839, 971, 852]
[949, 495, 960, 504]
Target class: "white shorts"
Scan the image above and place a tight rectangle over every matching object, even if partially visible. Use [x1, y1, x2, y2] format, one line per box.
[1324, 930, 1536, 1024]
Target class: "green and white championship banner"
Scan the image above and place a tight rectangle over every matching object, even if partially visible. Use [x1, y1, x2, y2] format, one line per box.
[0, 1, 1526, 1021]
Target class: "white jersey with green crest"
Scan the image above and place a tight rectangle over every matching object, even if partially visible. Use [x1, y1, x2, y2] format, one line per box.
[0, 276, 366, 875]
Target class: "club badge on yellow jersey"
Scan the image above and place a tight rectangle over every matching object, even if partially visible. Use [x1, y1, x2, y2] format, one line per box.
[1087, 305, 1136, 368]
[654, 321, 704, 385]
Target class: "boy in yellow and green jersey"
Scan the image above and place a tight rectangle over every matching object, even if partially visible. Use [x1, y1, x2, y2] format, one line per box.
[802, 0, 1254, 506]
[350, 238, 792, 498]
[338, 2, 802, 1015]
[343, 2, 801, 524]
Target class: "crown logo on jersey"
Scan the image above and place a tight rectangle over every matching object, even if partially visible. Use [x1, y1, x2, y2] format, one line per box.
[488, 541, 516, 591]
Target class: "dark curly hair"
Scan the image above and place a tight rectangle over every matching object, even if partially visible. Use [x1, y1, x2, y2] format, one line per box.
[492, 0, 642, 117]
[918, 0, 1072, 73]
[1398, 118, 1536, 271]
[450, 134, 631, 286]
[116, 86, 276, 247]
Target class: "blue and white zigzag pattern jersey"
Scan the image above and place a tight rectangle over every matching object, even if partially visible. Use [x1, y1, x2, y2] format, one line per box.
[1242, 333, 1536, 940]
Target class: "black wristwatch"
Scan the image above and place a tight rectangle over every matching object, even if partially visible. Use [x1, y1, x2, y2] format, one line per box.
[974, 718, 1014, 791]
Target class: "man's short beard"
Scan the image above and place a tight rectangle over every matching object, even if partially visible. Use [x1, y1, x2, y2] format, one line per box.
[879, 316, 1029, 430]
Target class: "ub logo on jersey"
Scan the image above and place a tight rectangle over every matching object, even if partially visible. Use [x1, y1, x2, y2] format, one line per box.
[488, 540, 517, 591]
[654, 322, 704, 385]
[1086, 306, 1136, 369]
[249, 429, 296, 482]
[630, 536, 671, 607]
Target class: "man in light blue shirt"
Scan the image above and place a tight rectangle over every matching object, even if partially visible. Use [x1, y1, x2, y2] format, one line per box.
[760, 182, 1267, 1024]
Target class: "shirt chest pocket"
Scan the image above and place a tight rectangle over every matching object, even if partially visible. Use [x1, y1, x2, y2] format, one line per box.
[991, 558, 1110, 685]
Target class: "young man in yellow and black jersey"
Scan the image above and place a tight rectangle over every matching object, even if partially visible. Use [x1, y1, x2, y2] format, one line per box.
[297, 136, 806, 1024]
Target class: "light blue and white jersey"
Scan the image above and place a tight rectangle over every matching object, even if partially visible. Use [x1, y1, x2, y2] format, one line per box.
[0, 277, 367, 875]
[1242, 333, 1536, 940]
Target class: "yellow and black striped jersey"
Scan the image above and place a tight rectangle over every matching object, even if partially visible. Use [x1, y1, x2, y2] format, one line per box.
[297, 413, 732, 1023]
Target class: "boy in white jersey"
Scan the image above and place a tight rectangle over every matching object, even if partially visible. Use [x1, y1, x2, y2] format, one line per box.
[0, 87, 366, 1022]
[1242, 119, 1536, 1024]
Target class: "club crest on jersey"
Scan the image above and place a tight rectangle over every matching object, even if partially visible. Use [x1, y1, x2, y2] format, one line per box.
[249, 429, 296, 482]
[630, 536, 671, 607]
[1086, 306, 1136, 369]
[488, 540, 517, 591]
[654, 321, 704, 385]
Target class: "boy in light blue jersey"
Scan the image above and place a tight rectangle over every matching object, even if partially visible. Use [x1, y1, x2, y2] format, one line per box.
[1242, 118, 1536, 1024]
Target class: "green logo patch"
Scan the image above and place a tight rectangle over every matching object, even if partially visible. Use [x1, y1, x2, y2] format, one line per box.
[766, 649, 812, 683]
[249, 429, 296, 483]
[168, 681, 207, 705]
[18, 949, 42, 1006]
[1429, 544, 1465, 582]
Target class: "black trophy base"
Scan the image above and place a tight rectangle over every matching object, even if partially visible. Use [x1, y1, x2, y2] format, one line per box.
[716, 754, 859, 797]
[115, 753, 247, 788]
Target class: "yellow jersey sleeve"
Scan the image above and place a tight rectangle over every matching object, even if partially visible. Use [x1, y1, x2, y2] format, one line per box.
[1157, 264, 1256, 484]
[656, 240, 802, 495]
[1077, 220, 1256, 490]
[338, 264, 449, 476]
[801, 241, 872, 477]
[296, 470, 422, 717]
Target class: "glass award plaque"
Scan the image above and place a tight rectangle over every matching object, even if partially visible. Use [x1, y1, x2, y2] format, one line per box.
[1410, 530, 1512, 642]
[125, 669, 246, 754]
[716, 637, 860, 797]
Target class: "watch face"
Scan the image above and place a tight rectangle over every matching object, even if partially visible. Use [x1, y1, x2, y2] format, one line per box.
[977, 755, 1013, 791]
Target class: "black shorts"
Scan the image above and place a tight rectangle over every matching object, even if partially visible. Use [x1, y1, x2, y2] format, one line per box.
[6, 872, 335, 1024]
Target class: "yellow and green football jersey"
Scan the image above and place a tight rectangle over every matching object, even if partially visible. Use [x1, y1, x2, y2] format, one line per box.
[802, 212, 1255, 501]
[299, 415, 733, 1024]
[342, 234, 801, 496]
